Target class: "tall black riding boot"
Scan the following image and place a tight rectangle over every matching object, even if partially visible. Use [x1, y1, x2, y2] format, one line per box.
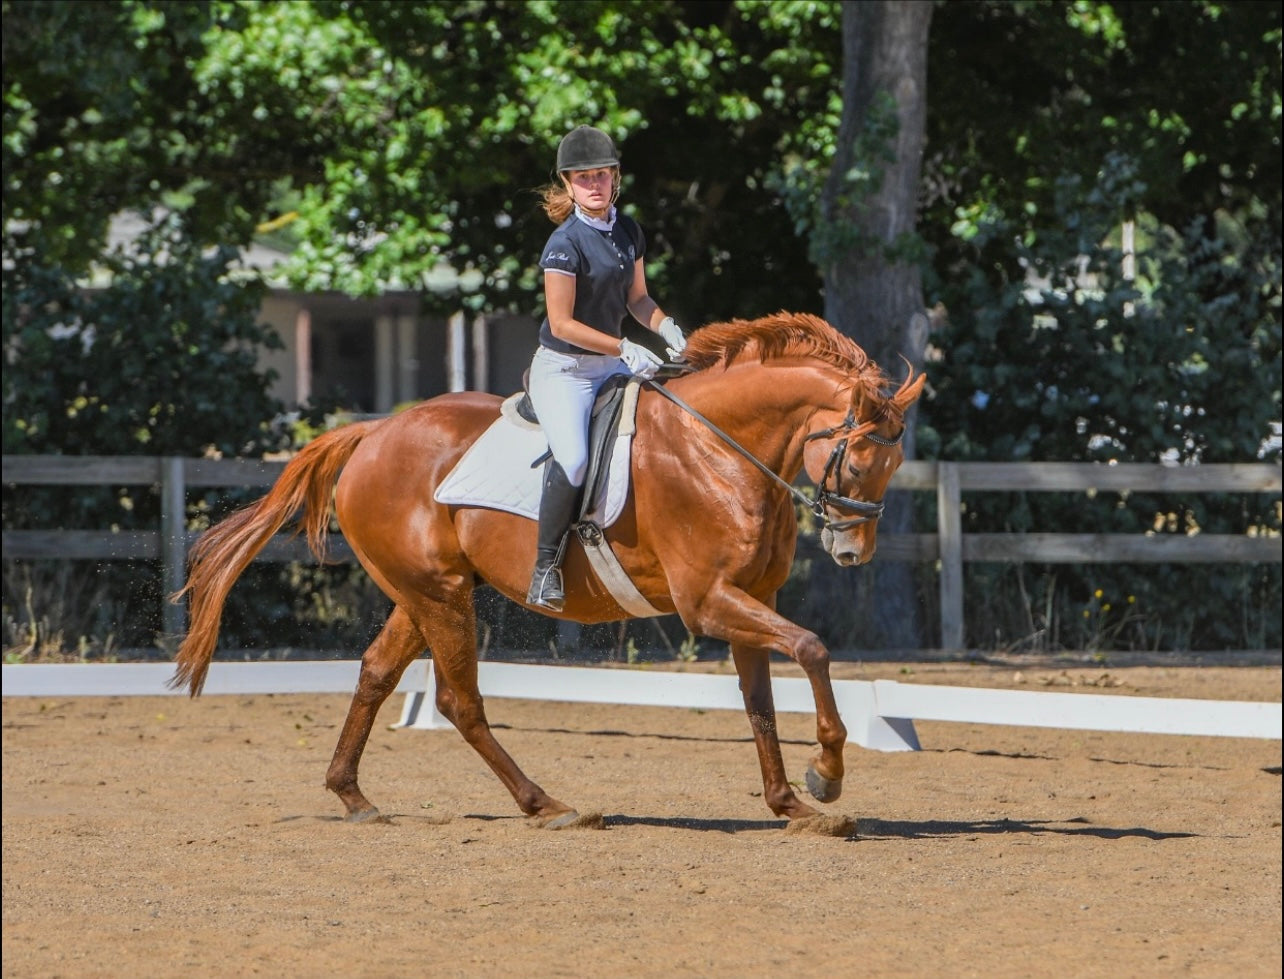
[526, 461, 581, 612]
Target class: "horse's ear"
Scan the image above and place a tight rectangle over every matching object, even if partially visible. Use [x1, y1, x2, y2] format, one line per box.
[893, 366, 927, 410]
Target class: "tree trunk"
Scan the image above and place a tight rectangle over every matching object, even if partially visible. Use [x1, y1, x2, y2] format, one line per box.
[809, 1, 933, 652]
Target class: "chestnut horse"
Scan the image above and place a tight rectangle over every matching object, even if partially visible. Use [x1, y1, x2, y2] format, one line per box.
[172, 312, 925, 828]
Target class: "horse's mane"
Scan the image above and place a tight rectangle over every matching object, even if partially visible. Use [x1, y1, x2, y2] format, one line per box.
[683, 311, 892, 396]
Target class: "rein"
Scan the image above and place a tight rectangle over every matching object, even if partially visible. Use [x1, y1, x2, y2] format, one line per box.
[644, 379, 901, 531]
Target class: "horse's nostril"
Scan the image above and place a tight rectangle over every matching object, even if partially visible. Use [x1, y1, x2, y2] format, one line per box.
[826, 535, 877, 567]
[824, 532, 862, 567]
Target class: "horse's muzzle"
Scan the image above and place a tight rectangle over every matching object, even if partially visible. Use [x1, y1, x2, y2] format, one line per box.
[821, 527, 875, 567]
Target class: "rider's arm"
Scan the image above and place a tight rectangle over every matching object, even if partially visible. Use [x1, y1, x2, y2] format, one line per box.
[544, 270, 630, 355]
[626, 259, 668, 332]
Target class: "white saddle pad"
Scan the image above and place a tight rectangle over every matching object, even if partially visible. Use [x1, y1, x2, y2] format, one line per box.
[433, 387, 638, 528]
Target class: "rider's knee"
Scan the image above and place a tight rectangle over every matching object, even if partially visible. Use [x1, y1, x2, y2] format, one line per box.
[560, 455, 588, 487]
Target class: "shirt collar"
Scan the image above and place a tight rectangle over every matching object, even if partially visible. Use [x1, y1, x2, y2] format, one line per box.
[573, 205, 617, 231]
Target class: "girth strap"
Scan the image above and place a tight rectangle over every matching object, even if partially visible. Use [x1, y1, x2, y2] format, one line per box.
[574, 521, 666, 618]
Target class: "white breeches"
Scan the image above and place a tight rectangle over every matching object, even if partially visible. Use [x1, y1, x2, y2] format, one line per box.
[528, 345, 629, 488]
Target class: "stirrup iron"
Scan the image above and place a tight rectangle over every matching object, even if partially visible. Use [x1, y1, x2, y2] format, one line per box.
[526, 560, 565, 612]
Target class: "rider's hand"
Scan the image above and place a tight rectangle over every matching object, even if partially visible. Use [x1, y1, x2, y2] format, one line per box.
[657, 316, 687, 359]
[618, 338, 664, 380]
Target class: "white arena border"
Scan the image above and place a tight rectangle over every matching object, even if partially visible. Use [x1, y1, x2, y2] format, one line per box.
[3, 659, 1279, 751]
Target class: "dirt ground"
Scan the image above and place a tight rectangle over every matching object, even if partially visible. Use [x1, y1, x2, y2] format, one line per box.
[3, 659, 1281, 979]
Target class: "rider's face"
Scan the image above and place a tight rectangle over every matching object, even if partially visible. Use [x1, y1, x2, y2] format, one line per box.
[565, 168, 616, 216]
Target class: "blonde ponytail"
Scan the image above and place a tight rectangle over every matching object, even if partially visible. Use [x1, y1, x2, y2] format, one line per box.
[539, 179, 575, 224]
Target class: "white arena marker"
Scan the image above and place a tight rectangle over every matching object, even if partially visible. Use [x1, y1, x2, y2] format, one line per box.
[871, 679, 1283, 740]
[4, 661, 1279, 750]
[391, 662, 1280, 750]
[1, 660, 428, 698]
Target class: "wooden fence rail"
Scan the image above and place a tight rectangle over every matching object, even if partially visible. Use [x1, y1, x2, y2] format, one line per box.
[3, 455, 1280, 650]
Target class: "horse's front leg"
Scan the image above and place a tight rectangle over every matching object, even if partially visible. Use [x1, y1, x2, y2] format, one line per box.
[326, 604, 426, 822]
[691, 585, 847, 809]
[731, 643, 819, 819]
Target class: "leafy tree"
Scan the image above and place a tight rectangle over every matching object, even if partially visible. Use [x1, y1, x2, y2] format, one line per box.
[1, 213, 290, 653]
[916, 1, 1282, 650]
[3, 220, 285, 459]
[3, 1, 296, 652]
[0, 0, 360, 272]
[772, 1, 934, 648]
[186, 0, 843, 322]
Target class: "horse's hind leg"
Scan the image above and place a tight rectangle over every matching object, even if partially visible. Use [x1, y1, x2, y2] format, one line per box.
[409, 594, 579, 826]
[731, 643, 820, 819]
[326, 604, 425, 822]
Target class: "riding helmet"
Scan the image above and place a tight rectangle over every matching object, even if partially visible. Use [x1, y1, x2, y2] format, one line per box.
[556, 125, 620, 172]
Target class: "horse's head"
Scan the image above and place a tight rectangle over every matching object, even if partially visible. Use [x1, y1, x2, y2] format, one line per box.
[681, 312, 927, 565]
[802, 364, 926, 566]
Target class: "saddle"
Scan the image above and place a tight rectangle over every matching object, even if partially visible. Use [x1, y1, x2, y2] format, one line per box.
[513, 371, 631, 524]
[435, 366, 689, 618]
[512, 366, 690, 619]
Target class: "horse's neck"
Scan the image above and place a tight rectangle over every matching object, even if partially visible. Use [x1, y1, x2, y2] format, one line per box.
[667, 360, 842, 474]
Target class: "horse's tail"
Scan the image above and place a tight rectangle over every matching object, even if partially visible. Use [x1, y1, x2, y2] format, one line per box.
[168, 421, 378, 696]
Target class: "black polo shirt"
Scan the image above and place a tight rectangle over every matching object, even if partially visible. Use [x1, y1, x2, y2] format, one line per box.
[538, 211, 646, 354]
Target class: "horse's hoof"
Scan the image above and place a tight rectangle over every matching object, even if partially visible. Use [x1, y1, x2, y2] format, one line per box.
[531, 810, 604, 830]
[784, 813, 857, 838]
[805, 766, 843, 803]
[345, 807, 391, 825]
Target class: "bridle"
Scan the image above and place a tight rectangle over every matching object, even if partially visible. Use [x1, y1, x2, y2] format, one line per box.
[645, 381, 903, 532]
[803, 410, 903, 531]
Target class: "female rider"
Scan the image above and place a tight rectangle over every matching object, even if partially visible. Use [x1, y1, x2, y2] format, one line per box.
[525, 125, 686, 611]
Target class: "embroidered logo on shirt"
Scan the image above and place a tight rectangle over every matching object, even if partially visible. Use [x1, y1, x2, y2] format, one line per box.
[545, 250, 571, 263]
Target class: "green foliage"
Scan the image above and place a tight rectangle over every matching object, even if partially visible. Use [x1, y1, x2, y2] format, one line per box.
[4, 0, 846, 350]
[180, 0, 844, 320]
[2, 210, 289, 654]
[2, 0, 298, 272]
[912, 1, 1281, 651]
[3, 217, 286, 459]
[925, 153, 1280, 467]
[770, 88, 905, 267]
[919, 148, 1280, 650]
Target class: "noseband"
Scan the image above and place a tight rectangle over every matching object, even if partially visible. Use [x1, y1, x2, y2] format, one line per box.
[645, 383, 902, 532]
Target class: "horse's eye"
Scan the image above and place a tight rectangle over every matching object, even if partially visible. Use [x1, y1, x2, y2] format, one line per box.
[846, 463, 865, 482]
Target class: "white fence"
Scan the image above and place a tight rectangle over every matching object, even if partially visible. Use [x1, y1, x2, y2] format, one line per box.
[3, 660, 1278, 751]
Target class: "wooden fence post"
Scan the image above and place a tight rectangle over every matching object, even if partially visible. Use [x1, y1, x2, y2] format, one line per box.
[160, 456, 186, 638]
[937, 462, 964, 651]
